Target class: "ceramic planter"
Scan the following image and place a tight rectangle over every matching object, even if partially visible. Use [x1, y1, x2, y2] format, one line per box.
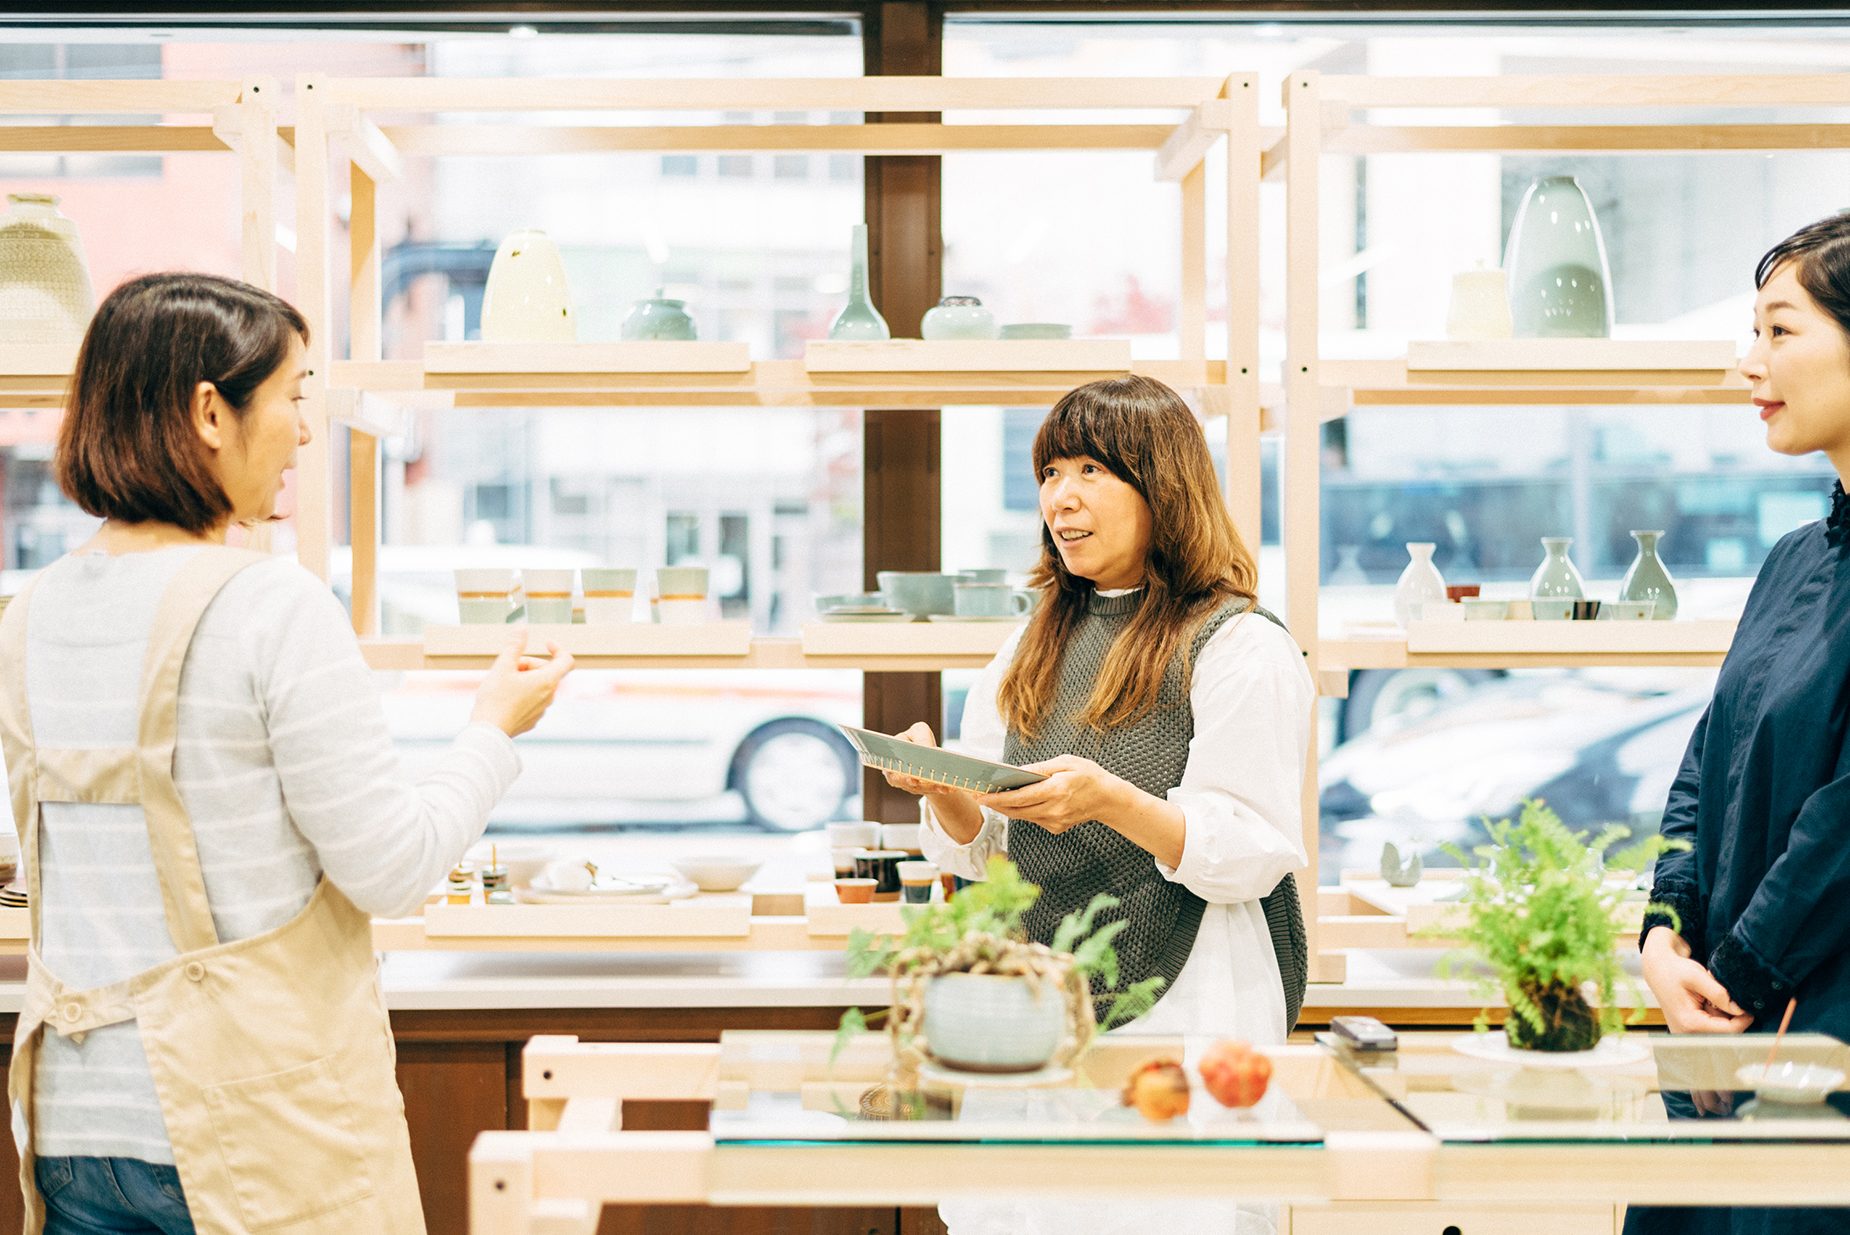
[0, 193, 95, 345]
[620, 294, 697, 341]
[1504, 175, 1613, 339]
[923, 972, 1066, 1072]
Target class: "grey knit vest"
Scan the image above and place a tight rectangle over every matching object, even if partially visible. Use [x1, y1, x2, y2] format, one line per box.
[1005, 592, 1308, 1031]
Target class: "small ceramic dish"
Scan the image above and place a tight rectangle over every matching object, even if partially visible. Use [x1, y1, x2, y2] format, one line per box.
[1601, 600, 1655, 620]
[669, 855, 763, 893]
[1532, 598, 1574, 621]
[1463, 599, 1509, 621]
[833, 877, 877, 904]
[1734, 1061, 1847, 1104]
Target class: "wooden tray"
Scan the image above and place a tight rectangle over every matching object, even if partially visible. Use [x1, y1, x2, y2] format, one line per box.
[425, 621, 753, 659]
[1403, 618, 1735, 655]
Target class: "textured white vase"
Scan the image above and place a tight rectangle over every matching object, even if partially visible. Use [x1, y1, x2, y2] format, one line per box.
[480, 229, 575, 343]
[0, 193, 95, 346]
[1394, 542, 1448, 626]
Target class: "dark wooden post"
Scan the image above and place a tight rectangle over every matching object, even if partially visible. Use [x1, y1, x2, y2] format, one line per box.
[860, 1, 944, 822]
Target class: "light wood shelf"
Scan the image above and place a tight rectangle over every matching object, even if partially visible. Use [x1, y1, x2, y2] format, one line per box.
[424, 341, 752, 375]
[1314, 339, 1747, 411]
[803, 338, 1133, 373]
[422, 621, 754, 660]
[325, 357, 1222, 410]
[798, 619, 1019, 659]
[359, 630, 1007, 672]
[1318, 620, 1735, 675]
[1320, 876, 1647, 951]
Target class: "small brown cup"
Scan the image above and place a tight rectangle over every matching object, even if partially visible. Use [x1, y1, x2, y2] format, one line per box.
[1445, 585, 1481, 602]
[834, 878, 877, 904]
[853, 850, 907, 901]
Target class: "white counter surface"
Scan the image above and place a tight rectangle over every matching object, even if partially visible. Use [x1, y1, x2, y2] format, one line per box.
[0, 951, 1650, 1015]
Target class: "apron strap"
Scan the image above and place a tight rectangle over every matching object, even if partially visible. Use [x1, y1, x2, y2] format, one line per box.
[0, 575, 46, 941]
[134, 546, 271, 955]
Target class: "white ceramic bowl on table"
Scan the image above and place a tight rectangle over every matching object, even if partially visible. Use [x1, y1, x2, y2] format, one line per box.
[467, 841, 552, 888]
[669, 855, 764, 893]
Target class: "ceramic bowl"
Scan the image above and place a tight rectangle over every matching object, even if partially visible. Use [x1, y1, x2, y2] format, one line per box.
[1601, 600, 1655, 620]
[880, 822, 923, 852]
[999, 322, 1072, 340]
[833, 877, 877, 904]
[669, 854, 763, 893]
[1734, 1061, 1847, 1105]
[1532, 598, 1574, 621]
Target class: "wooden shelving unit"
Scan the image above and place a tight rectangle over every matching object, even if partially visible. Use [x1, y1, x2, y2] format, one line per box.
[292, 73, 1265, 655]
[1269, 73, 1849, 972]
[0, 80, 281, 410]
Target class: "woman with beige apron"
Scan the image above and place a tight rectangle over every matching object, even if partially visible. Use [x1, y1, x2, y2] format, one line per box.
[0, 273, 572, 1234]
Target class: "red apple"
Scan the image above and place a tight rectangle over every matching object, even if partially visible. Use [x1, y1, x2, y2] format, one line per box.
[1198, 1039, 1272, 1108]
[1122, 1057, 1191, 1122]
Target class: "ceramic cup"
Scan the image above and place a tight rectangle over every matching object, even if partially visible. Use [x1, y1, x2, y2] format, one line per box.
[898, 860, 939, 904]
[455, 568, 517, 624]
[825, 821, 882, 849]
[852, 850, 908, 901]
[1445, 266, 1513, 341]
[816, 592, 884, 614]
[581, 568, 638, 624]
[1533, 598, 1573, 622]
[656, 566, 710, 626]
[953, 581, 1032, 619]
[1423, 602, 1467, 624]
[1601, 599, 1656, 620]
[830, 847, 862, 876]
[522, 569, 575, 624]
[833, 878, 876, 905]
[880, 822, 922, 852]
[957, 568, 1008, 584]
[1463, 599, 1509, 621]
[1506, 600, 1534, 620]
[999, 322, 1072, 340]
[1571, 599, 1603, 621]
[877, 571, 957, 618]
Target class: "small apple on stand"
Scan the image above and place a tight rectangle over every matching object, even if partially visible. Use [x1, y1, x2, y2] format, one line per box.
[1122, 1058, 1190, 1122]
[1199, 1040, 1272, 1108]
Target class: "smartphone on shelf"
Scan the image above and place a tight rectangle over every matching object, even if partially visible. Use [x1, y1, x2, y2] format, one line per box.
[1328, 1015, 1398, 1052]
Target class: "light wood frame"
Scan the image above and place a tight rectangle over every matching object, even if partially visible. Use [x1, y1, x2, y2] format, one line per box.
[0, 79, 282, 412]
[468, 1032, 1850, 1232]
[288, 74, 1265, 660]
[1275, 72, 1850, 972]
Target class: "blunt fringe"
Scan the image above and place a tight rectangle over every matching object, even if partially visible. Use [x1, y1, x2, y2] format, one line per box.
[997, 374, 1260, 742]
[1756, 209, 1850, 342]
[56, 272, 308, 534]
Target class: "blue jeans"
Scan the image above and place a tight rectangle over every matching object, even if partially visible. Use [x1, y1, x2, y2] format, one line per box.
[35, 1157, 194, 1235]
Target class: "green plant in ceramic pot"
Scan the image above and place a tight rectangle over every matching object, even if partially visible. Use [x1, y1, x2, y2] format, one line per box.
[1436, 800, 1687, 1052]
[836, 856, 1164, 1074]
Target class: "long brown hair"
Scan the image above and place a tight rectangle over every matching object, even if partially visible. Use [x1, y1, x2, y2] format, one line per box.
[998, 375, 1259, 742]
[56, 272, 308, 534]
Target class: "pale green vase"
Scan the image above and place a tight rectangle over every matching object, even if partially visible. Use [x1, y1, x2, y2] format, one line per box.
[1504, 175, 1613, 339]
[1619, 530, 1679, 620]
[1530, 537, 1586, 601]
[828, 223, 890, 341]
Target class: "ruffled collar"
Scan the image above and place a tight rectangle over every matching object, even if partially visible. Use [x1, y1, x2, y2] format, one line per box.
[1828, 481, 1850, 548]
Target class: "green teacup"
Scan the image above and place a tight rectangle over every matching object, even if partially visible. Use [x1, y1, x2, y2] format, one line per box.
[877, 571, 956, 618]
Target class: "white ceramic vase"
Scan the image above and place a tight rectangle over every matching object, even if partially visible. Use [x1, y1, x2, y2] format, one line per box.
[0, 193, 95, 346]
[481, 229, 575, 344]
[1394, 542, 1448, 626]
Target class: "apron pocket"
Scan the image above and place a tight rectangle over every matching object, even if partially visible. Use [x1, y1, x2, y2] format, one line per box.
[203, 1056, 375, 1230]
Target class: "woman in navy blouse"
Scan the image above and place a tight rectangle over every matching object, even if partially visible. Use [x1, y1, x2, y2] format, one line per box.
[1631, 210, 1850, 1235]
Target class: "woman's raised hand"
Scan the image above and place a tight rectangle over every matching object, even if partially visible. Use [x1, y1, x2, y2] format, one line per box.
[1641, 927, 1753, 1034]
[974, 754, 1127, 833]
[469, 628, 576, 739]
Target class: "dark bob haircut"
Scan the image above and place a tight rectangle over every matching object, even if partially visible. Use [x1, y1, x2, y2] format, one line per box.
[56, 272, 308, 534]
[1755, 210, 1850, 342]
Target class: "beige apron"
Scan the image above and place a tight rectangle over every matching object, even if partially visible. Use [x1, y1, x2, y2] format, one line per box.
[0, 546, 426, 1235]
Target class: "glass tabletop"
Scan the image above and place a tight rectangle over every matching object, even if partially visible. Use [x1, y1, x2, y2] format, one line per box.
[708, 1032, 1413, 1147]
[1329, 1031, 1850, 1143]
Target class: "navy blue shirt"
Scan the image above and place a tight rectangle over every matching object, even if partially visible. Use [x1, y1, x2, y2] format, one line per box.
[1644, 481, 1850, 1037]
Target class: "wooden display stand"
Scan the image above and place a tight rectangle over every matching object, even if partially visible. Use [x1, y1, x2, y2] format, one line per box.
[0, 79, 282, 411]
[1271, 73, 1850, 970]
[289, 73, 1267, 641]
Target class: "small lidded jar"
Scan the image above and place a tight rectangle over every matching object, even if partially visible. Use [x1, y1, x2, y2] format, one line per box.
[446, 862, 477, 905]
[920, 295, 998, 341]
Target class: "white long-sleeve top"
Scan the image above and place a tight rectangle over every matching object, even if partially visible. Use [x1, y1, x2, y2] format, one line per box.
[921, 595, 1313, 1045]
[13, 545, 520, 1163]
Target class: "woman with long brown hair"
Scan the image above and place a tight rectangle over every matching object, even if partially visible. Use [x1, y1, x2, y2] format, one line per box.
[896, 374, 1312, 1047]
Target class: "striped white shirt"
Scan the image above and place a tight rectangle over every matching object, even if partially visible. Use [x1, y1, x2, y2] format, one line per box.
[11, 546, 519, 1163]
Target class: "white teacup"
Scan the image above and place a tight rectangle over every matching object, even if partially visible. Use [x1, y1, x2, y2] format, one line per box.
[522, 569, 575, 625]
[582, 568, 638, 624]
[656, 566, 711, 626]
[455, 568, 516, 624]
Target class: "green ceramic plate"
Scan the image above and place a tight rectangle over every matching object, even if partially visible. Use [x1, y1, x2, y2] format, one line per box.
[839, 725, 1046, 792]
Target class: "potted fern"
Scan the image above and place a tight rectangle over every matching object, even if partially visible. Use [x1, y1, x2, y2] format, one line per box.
[838, 856, 1165, 1074]
[1438, 799, 1687, 1053]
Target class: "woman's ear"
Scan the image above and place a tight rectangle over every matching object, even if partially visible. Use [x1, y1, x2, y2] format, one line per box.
[191, 380, 226, 452]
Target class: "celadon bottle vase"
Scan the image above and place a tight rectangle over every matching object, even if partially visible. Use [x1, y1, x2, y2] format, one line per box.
[1393, 542, 1448, 626]
[1619, 530, 1678, 620]
[1503, 175, 1613, 339]
[828, 223, 889, 341]
[1530, 537, 1587, 601]
[0, 192, 95, 346]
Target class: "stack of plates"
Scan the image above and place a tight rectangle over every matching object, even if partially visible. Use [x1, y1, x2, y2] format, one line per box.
[818, 605, 912, 624]
[514, 872, 695, 905]
[0, 883, 29, 909]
